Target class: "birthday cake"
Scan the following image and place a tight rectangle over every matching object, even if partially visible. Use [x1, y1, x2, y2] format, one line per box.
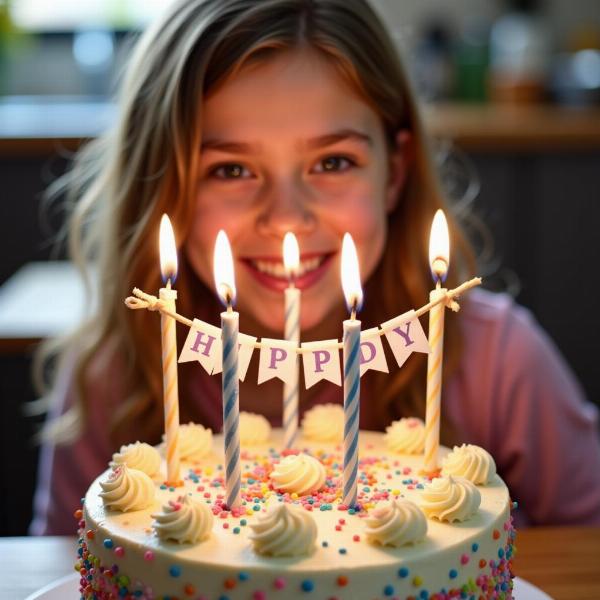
[75, 407, 515, 600]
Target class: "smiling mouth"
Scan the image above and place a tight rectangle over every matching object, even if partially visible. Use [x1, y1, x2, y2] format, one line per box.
[240, 252, 335, 290]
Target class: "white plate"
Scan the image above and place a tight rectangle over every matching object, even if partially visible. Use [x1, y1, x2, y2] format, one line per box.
[25, 573, 553, 599]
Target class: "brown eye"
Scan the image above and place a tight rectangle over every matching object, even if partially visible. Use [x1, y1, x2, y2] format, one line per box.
[314, 156, 354, 173]
[212, 163, 251, 179]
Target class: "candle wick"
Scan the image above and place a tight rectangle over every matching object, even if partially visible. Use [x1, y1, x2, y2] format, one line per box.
[436, 279, 441, 290]
[350, 297, 358, 321]
[166, 278, 172, 290]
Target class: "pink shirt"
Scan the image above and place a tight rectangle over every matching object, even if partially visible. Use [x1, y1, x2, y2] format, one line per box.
[30, 290, 600, 534]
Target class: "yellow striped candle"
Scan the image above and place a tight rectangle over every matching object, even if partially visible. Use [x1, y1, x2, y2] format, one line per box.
[159, 215, 180, 484]
[424, 210, 450, 473]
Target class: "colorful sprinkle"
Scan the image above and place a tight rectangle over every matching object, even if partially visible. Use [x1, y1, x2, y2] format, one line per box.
[301, 579, 315, 592]
[169, 565, 181, 577]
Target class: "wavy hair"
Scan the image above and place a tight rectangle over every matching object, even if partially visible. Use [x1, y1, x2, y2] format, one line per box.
[36, 0, 475, 446]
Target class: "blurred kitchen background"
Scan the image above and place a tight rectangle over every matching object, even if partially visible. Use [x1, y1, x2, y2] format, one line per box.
[0, 0, 599, 535]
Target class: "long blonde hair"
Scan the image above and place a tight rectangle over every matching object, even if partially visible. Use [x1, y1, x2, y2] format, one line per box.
[37, 0, 475, 446]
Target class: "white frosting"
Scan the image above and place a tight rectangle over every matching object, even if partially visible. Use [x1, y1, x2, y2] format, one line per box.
[364, 499, 428, 547]
[269, 453, 326, 495]
[99, 465, 154, 512]
[249, 503, 317, 557]
[110, 441, 161, 477]
[419, 475, 481, 522]
[239, 412, 271, 445]
[163, 423, 212, 461]
[152, 495, 213, 544]
[301, 403, 344, 443]
[384, 418, 426, 454]
[441, 444, 497, 485]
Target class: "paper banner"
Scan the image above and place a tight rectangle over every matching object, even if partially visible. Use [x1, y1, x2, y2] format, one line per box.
[212, 332, 257, 382]
[179, 318, 221, 374]
[301, 339, 342, 389]
[381, 310, 430, 368]
[257, 338, 298, 385]
[359, 327, 389, 377]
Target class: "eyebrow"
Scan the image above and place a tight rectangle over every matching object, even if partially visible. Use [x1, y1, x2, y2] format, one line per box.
[201, 128, 373, 154]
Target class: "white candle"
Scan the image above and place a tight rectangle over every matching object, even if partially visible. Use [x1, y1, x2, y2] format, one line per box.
[283, 232, 301, 449]
[424, 210, 450, 473]
[340, 233, 363, 509]
[159, 215, 180, 484]
[214, 230, 241, 509]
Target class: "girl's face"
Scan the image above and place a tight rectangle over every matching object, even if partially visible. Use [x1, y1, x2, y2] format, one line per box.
[186, 48, 404, 334]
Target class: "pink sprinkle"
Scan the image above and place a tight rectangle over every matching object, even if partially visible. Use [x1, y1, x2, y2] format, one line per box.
[461, 553, 470, 565]
[223, 523, 229, 529]
[114, 547, 125, 557]
[253, 592, 266, 600]
[274, 577, 286, 589]
[339, 519, 346, 525]
[335, 525, 342, 531]
[198, 485, 205, 491]
[143, 550, 154, 561]
[204, 492, 211, 498]
[220, 511, 228, 519]
[353, 535, 360, 542]
[403, 467, 411, 475]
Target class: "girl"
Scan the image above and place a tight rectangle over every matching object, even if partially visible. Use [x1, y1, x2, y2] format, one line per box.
[31, 0, 600, 535]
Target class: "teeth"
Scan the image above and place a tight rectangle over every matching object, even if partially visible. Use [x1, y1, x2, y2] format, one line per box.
[252, 256, 325, 278]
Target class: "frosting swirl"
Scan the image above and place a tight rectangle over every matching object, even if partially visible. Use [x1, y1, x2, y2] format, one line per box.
[152, 495, 213, 544]
[249, 504, 317, 557]
[419, 475, 481, 523]
[384, 418, 425, 454]
[364, 499, 428, 547]
[99, 465, 154, 512]
[163, 423, 212, 461]
[239, 412, 271, 445]
[441, 444, 497, 485]
[110, 441, 161, 477]
[301, 403, 344, 443]
[269, 453, 326, 496]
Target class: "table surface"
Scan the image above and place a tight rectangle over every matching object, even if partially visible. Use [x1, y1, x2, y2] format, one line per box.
[2, 527, 599, 600]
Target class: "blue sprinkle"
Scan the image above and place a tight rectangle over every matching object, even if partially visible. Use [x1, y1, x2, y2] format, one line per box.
[218, 596, 230, 600]
[169, 565, 181, 577]
[383, 584, 394, 596]
[420, 591, 429, 600]
[319, 505, 328, 511]
[301, 579, 314, 592]
[160, 484, 167, 490]
[498, 548, 505, 558]
[449, 569, 458, 579]
[348, 508, 356, 515]
[233, 527, 240, 534]
[238, 571, 250, 581]
[501, 582, 508, 591]
[416, 483, 424, 489]
[253, 505, 260, 511]
[240, 519, 247, 526]
[398, 567, 409, 578]
[103, 539, 114, 549]
[472, 543, 479, 552]
[339, 548, 347, 554]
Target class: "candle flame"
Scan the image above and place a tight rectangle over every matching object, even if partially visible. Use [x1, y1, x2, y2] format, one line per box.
[341, 233, 363, 315]
[213, 230, 236, 307]
[428, 209, 450, 282]
[283, 232, 300, 279]
[159, 214, 178, 284]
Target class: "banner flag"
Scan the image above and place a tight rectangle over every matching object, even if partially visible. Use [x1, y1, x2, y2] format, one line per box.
[257, 339, 298, 385]
[301, 339, 342, 389]
[359, 327, 389, 377]
[178, 318, 221, 374]
[381, 310, 430, 368]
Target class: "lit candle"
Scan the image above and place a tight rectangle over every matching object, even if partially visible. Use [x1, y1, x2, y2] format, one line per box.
[340, 233, 363, 509]
[424, 209, 450, 473]
[282, 232, 301, 449]
[159, 214, 180, 484]
[213, 230, 241, 509]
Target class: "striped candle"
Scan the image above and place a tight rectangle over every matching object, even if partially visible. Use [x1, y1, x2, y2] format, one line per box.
[159, 284, 180, 484]
[283, 287, 300, 449]
[424, 285, 446, 472]
[221, 309, 241, 509]
[342, 317, 361, 508]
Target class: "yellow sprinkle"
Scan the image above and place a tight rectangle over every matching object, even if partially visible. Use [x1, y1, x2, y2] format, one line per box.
[291, 493, 298, 500]
[413, 576, 422, 587]
[246, 509, 253, 516]
[205, 467, 213, 475]
[392, 489, 400, 495]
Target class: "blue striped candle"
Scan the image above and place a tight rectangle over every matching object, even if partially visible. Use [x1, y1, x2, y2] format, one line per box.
[221, 309, 241, 509]
[342, 317, 361, 508]
[283, 287, 300, 449]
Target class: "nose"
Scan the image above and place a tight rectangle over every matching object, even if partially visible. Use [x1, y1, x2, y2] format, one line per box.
[256, 176, 316, 239]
